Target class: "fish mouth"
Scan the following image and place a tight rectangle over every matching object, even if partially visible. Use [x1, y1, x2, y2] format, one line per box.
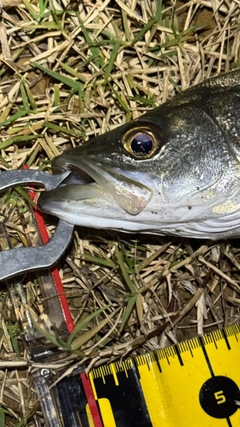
[38, 157, 153, 217]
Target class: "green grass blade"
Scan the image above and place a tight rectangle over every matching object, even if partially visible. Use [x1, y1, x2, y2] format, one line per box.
[7, 326, 21, 358]
[78, 17, 100, 58]
[44, 121, 82, 137]
[0, 408, 5, 427]
[107, 82, 130, 113]
[70, 309, 117, 351]
[0, 135, 39, 150]
[80, 253, 116, 269]
[104, 42, 120, 83]
[23, 81, 38, 110]
[31, 62, 82, 92]
[119, 294, 137, 332]
[19, 83, 30, 112]
[115, 245, 135, 293]
[0, 109, 28, 127]
[67, 305, 110, 346]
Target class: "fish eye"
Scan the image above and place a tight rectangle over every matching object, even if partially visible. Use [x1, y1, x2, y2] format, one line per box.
[121, 125, 162, 159]
[131, 133, 153, 155]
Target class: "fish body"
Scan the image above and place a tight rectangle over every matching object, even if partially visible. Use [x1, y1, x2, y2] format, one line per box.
[38, 70, 240, 239]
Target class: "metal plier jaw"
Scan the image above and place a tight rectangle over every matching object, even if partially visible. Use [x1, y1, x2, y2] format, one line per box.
[0, 170, 74, 282]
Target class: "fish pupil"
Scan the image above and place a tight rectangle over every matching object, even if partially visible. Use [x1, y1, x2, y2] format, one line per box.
[131, 133, 153, 155]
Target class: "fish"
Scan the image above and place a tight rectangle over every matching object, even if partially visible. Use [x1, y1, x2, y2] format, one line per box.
[38, 70, 240, 240]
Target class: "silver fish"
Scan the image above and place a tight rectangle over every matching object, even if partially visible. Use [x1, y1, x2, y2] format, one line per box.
[38, 70, 240, 239]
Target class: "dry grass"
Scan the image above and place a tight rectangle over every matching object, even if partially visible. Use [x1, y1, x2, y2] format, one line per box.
[0, 0, 240, 425]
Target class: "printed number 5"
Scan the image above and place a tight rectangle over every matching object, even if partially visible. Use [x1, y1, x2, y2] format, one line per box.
[214, 390, 226, 404]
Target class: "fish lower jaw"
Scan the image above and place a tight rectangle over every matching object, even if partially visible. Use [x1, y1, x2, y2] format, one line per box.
[38, 188, 240, 239]
[41, 205, 240, 240]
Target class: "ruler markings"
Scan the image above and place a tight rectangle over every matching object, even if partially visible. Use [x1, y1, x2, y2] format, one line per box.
[162, 351, 170, 365]
[102, 366, 109, 376]
[199, 336, 215, 376]
[122, 361, 130, 377]
[136, 353, 155, 370]
[222, 329, 231, 350]
[169, 346, 175, 357]
[225, 325, 232, 337]
[137, 355, 145, 366]
[229, 324, 238, 339]
[186, 340, 194, 356]
[67, 324, 240, 426]
[110, 364, 119, 386]
[225, 324, 239, 341]
[174, 344, 184, 366]
[188, 344, 194, 357]
[182, 341, 189, 352]
[152, 338, 212, 425]
[145, 358, 151, 371]
[213, 334, 218, 350]
[132, 357, 140, 379]
[153, 351, 162, 373]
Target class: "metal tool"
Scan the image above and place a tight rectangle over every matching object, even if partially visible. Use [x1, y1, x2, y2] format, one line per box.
[0, 169, 74, 281]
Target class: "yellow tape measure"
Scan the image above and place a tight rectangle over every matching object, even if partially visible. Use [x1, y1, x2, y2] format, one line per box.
[56, 323, 240, 426]
[86, 323, 240, 427]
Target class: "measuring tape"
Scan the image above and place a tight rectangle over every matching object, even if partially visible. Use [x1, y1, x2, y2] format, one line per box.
[55, 322, 240, 427]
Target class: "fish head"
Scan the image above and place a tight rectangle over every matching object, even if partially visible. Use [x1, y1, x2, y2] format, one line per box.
[38, 71, 240, 239]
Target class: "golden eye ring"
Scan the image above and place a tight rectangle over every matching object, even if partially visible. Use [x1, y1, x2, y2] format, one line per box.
[121, 125, 162, 159]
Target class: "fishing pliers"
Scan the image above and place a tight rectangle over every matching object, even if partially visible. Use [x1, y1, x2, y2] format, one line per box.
[0, 169, 74, 282]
